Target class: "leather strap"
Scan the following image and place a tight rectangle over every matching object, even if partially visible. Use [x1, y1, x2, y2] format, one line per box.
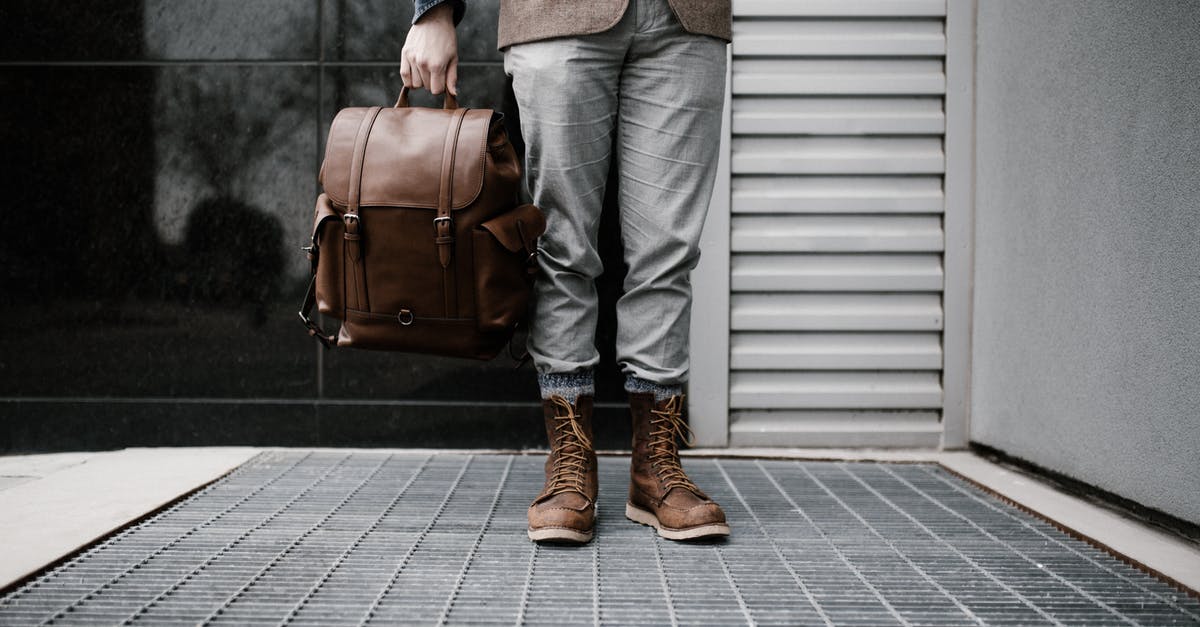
[516, 218, 540, 276]
[395, 86, 458, 110]
[345, 106, 382, 311]
[298, 275, 336, 349]
[436, 107, 468, 317]
[435, 107, 468, 268]
[298, 203, 345, 349]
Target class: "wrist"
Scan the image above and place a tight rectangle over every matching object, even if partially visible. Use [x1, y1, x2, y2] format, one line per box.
[417, 2, 455, 25]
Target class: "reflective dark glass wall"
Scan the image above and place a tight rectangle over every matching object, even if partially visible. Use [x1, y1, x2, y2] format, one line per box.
[0, 1, 630, 451]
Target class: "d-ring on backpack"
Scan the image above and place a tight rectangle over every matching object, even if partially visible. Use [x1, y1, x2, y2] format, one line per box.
[298, 88, 545, 359]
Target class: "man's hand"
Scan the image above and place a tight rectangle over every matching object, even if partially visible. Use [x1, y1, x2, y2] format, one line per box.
[401, 3, 459, 96]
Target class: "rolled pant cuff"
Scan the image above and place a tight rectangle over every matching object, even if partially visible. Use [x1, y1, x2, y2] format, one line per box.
[624, 376, 683, 402]
[538, 370, 595, 404]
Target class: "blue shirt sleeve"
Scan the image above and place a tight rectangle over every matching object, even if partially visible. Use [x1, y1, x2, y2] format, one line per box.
[413, 0, 466, 25]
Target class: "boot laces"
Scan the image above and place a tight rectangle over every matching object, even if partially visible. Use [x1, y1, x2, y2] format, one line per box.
[545, 396, 593, 497]
[647, 395, 701, 494]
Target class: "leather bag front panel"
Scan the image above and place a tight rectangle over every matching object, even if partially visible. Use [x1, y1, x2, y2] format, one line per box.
[357, 206, 449, 318]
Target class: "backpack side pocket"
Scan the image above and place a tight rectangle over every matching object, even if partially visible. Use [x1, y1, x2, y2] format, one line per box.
[473, 204, 545, 332]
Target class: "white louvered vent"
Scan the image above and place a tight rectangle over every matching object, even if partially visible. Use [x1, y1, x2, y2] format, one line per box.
[728, 0, 946, 447]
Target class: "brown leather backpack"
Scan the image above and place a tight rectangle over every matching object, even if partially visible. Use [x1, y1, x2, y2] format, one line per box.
[299, 89, 545, 360]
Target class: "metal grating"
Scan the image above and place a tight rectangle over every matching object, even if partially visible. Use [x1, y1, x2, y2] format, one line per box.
[1, 452, 1197, 626]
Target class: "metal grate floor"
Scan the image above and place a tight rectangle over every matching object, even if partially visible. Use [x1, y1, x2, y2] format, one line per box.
[1, 452, 1197, 626]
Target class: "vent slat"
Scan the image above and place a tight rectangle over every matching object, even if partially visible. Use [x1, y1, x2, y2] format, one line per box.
[730, 371, 944, 408]
[734, 0, 947, 17]
[733, 97, 945, 135]
[731, 331, 943, 369]
[733, 20, 946, 57]
[734, 59, 946, 96]
[732, 215, 945, 253]
[732, 136, 945, 175]
[732, 254, 944, 292]
[732, 176, 944, 214]
[731, 293, 944, 331]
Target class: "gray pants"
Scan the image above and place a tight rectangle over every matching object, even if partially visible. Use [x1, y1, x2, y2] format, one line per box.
[503, 0, 727, 387]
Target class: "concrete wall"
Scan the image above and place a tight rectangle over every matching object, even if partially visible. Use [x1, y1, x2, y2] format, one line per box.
[971, 1, 1200, 525]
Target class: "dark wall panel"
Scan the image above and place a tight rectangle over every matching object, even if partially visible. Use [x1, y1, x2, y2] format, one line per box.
[325, 0, 502, 62]
[0, 0, 631, 452]
[1, 1, 320, 61]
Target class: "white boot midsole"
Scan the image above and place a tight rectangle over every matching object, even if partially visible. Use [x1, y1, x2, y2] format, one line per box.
[625, 502, 731, 540]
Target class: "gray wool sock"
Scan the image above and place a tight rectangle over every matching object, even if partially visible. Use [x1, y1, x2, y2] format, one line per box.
[624, 375, 683, 402]
[538, 370, 595, 404]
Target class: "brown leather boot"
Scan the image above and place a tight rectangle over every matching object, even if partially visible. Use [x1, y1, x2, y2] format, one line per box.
[527, 395, 599, 543]
[627, 392, 730, 540]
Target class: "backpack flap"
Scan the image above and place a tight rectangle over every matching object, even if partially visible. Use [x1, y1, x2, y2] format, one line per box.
[319, 106, 493, 211]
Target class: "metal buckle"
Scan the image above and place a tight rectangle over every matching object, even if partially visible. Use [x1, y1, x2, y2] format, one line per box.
[343, 213, 360, 226]
[433, 216, 453, 229]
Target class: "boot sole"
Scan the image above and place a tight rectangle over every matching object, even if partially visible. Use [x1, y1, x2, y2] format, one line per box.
[527, 526, 594, 543]
[625, 503, 731, 540]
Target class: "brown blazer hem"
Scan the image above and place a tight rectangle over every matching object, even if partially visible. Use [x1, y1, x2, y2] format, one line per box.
[496, 0, 731, 50]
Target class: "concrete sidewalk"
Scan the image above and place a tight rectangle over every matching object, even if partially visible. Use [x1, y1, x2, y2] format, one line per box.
[0, 447, 260, 588]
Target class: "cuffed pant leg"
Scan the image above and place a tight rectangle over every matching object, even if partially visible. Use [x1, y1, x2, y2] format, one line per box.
[614, 3, 728, 386]
[504, 19, 631, 378]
